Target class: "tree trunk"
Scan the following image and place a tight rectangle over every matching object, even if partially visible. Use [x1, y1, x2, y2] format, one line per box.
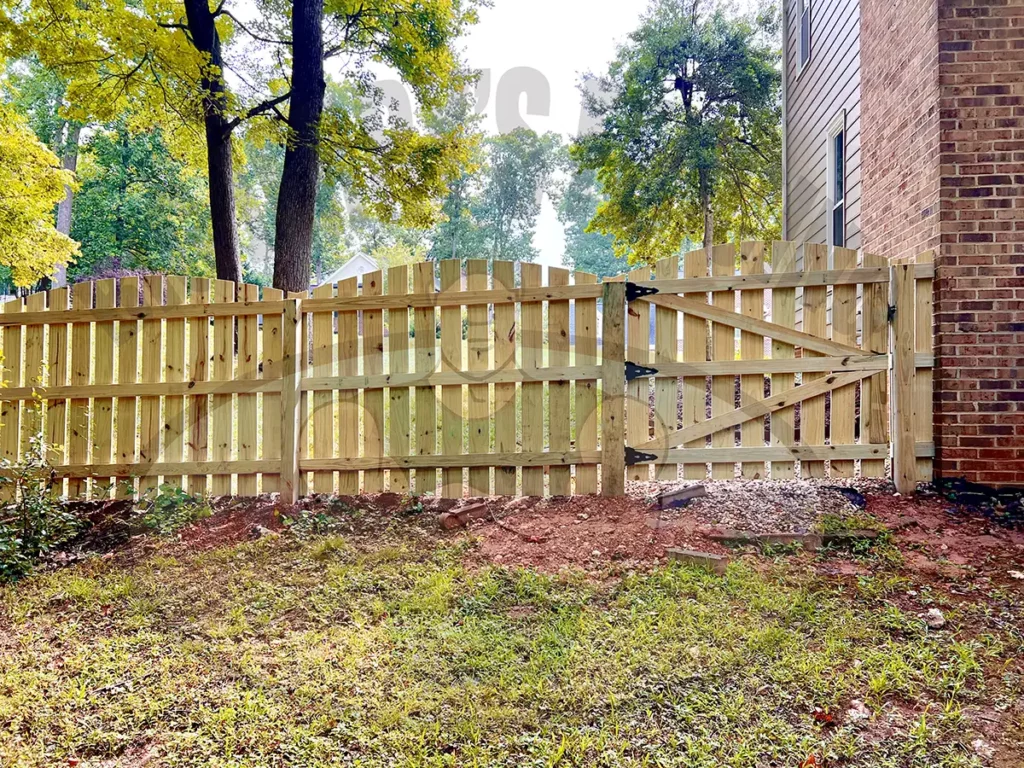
[183, 0, 242, 284]
[273, 0, 325, 293]
[52, 123, 82, 288]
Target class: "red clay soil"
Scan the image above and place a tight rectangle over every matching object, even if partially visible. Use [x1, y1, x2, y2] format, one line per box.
[462, 495, 730, 571]
[863, 491, 1024, 583]
[73, 487, 1024, 588]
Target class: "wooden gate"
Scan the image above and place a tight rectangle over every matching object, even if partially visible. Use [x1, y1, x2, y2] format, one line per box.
[0, 241, 934, 501]
[615, 243, 933, 495]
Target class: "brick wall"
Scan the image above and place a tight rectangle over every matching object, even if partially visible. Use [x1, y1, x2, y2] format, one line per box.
[861, 0, 942, 261]
[932, 0, 1024, 485]
[860, 0, 1024, 485]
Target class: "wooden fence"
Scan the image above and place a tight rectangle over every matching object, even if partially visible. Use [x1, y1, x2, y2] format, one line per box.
[0, 242, 935, 502]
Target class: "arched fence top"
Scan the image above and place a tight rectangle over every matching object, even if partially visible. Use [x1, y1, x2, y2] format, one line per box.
[0, 242, 935, 501]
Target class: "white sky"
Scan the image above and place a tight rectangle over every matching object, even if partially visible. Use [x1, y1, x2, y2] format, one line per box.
[459, 0, 647, 267]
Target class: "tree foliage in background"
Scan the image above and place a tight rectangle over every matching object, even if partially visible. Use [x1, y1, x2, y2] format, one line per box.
[472, 128, 562, 262]
[0, 102, 77, 286]
[425, 87, 485, 263]
[558, 167, 625, 278]
[69, 124, 214, 280]
[1, 0, 482, 289]
[237, 136, 348, 285]
[572, 0, 781, 263]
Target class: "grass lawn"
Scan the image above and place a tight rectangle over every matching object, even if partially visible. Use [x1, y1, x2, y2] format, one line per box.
[1, 515, 1021, 767]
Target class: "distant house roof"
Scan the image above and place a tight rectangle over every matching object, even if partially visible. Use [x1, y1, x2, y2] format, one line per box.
[317, 253, 378, 287]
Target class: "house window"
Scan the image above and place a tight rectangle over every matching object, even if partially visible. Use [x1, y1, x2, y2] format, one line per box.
[828, 114, 846, 248]
[799, 0, 811, 68]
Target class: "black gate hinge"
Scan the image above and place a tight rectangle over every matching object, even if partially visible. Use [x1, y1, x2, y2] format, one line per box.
[625, 446, 658, 465]
[625, 361, 658, 381]
[625, 282, 659, 303]
[887, 305, 897, 323]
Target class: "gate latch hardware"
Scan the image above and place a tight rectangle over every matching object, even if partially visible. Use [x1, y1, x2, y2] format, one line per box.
[625, 446, 658, 465]
[887, 305, 897, 323]
[625, 282, 659, 303]
[625, 361, 658, 381]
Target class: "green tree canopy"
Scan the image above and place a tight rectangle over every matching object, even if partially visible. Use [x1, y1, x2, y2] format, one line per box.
[68, 123, 215, 280]
[572, 0, 781, 263]
[558, 167, 626, 278]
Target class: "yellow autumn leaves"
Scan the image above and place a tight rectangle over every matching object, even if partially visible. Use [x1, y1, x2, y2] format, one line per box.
[0, 104, 78, 287]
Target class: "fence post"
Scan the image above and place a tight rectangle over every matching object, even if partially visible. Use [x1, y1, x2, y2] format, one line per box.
[601, 281, 626, 496]
[890, 263, 917, 494]
[280, 298, 303, 504]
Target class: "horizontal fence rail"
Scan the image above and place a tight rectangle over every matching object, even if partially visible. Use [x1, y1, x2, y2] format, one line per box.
[0, 241, 935, 501]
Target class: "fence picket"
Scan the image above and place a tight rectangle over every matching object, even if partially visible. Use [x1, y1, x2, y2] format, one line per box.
[68, 282, 92, 499]
[682, 248, 707, 480]
[139, 277, 165, 493]
[601, 281, 626, 496]
[288, 289, 310, 497]
[262, 287, 284, 494]
[466, 260, 490, 496]
[387, 266, 411, 493]
[1, 297, 22, 500]
[414, 262, 437, 495]
[801, 243, 829, 479]
[312, 283, 336, 494]
[361, 272, 385, 493]
[861, 252, 889, 477]
[46, 287, 69, 496]
[337, 277, 360, 495]
[90, 280, 116, 497]
[654, 256, 678, 481]
[521, 263, 544, 496]
[439, 260, 464, 498]
[831, 247, 859, 477]
[22, 292, 45, 453]
[574, 271, 599, 494]
[187, 278, 210, 496]
[163, 277, 187, 490]
[211, 280, 234, 496]
[740, 242, 765, 479]
[237, 283, 259, 496]
[627, 265, 651, 482]
[116, 278, 140, 498]
[710, 244, 735, 479]
[548, 267, 572, 496]
[493, 261, 517, 495]
[770, 241, 797, 480]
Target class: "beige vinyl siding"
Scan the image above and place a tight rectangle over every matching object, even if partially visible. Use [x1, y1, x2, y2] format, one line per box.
[784, 0, 862, 257]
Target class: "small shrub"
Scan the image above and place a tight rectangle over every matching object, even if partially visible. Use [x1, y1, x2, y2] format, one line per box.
[0, 434, 84, 583]
[400, 492, 431, 516]
[281, 509, 347, 539]
[133, 484, 212, 535]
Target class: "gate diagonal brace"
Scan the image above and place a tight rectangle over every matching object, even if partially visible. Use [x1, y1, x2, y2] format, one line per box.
[625, 282, 659, 303]
[625, 446, 658, 466]
[625, 361, 659, 381]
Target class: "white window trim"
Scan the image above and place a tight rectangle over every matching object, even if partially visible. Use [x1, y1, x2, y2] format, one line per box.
[797, 0, 811, 76]
[827, 111, 846, 254]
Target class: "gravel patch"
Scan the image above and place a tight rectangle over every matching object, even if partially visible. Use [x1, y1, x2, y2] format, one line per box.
[627, 477, 894, 534]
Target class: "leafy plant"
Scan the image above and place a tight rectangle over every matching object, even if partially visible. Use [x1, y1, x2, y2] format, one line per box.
[281, 509, 347, 539]
[401, 492, 431, 516]
[0, 433, 83, 582]
[133, 484, 212, 536]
